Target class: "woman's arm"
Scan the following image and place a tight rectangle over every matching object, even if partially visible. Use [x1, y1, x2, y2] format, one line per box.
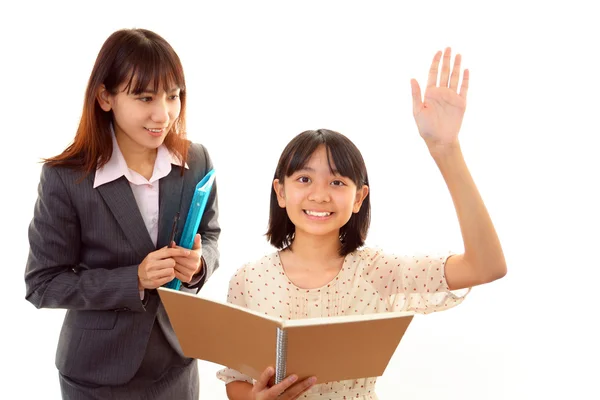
[25, 165, 148, 311]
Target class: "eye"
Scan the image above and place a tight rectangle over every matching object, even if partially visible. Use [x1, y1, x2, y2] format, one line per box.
[296, 176, 311, 184]
[169, 95, 179, 100]
[331, 180, 346, 186]
[138, 96, 152, 102]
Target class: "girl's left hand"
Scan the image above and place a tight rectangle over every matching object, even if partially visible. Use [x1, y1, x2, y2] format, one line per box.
[172, 233, 203, 283]
[411, 47, 469, 148]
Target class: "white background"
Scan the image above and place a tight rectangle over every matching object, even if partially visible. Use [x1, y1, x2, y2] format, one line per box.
[1, 1, 598, 399]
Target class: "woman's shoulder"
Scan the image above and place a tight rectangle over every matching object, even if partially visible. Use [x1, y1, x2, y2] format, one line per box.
[38, 163, 91, 188]
[186, 142, 211, 165]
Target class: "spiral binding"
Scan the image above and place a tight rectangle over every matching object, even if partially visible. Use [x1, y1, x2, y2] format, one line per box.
[275, 327, 288, 384]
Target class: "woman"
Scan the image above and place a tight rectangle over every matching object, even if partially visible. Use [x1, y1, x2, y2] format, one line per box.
[25, 28, 220, 399]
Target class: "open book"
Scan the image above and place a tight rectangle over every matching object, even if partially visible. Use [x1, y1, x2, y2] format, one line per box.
[158, 287, 414, 384]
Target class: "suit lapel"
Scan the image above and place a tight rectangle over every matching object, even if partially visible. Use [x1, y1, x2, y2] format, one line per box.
[96, 176, 156, 259]
[158, 167, 185, 248]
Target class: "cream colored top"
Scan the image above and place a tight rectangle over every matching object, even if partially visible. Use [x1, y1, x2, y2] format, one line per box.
[216, 247, 469, 399]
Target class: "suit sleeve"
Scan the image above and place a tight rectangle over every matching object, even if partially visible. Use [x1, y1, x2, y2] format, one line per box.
[24, 165, 145, 312]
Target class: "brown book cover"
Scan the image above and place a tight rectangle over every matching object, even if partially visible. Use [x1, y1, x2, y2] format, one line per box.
[158, 287, 414, 384]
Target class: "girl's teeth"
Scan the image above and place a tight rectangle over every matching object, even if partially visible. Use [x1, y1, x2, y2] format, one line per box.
[305, 210, 331, 217]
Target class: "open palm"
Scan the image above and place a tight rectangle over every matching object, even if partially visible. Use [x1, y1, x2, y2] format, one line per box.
[411, 48, 469, 146]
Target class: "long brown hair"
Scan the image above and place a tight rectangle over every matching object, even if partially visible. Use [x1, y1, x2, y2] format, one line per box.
[45, 28, 189, 174]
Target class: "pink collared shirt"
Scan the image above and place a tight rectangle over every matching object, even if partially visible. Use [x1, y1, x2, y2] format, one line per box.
[93, 133, 188, 297]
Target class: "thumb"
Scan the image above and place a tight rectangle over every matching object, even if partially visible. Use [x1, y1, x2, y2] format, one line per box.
[192, 233, 202, 250]
[410, 78, 422, 116]
[255, 366, 275, 391]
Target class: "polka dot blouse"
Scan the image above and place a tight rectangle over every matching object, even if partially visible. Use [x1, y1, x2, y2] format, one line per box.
[216, 247, 469, 399]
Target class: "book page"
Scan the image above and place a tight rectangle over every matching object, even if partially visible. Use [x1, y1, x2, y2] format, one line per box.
[282, 310, 414, 328]
[159, 289, 414, 383]
[158, 288, 281, 380]
[284, 313, 413, 383]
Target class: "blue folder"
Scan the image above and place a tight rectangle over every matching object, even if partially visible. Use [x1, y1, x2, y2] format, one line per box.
[163, 169, 216, 290]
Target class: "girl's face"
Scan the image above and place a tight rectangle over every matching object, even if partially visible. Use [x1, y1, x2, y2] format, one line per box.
[97, 80, 181, 154]
[273, 145, 369, 241]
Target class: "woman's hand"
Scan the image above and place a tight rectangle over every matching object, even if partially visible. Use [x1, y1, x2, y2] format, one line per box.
[172, 233, 203, 283]
[138, 246, 191, 290]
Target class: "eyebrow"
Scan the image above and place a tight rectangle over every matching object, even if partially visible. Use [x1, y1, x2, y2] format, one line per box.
[297, 166, 340, 175]
[138, 87, 181, 95]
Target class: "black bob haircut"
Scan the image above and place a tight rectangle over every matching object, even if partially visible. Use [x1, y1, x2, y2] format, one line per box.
[266, 129, 371, 256]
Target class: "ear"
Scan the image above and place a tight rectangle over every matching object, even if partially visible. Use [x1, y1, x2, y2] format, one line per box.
[273, 179, 286, 208]
[96, 84, 112, 112]
[353, 185, 369, 213]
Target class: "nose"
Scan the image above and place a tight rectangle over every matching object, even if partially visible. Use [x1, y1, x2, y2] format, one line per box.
[151, 99, 169, 124]
[307, 182, 331, 203]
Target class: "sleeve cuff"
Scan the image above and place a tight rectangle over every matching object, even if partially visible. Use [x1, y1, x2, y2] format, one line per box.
[182, 256, 207, 290]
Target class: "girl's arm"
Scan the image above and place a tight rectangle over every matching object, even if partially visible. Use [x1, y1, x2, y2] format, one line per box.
[226, 381, 254, 400]
[410, 48, 507, 290]
[429, 143, 506, 290]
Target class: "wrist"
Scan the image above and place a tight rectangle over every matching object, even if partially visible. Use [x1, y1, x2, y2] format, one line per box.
[426, 140, 462, 160]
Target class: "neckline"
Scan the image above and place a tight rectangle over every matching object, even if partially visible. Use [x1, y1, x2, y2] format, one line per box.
[274, 250, 351, 292]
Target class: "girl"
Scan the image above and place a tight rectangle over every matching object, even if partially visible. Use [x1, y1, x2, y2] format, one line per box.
[217, 48, 506, 400]
[25, 28, 220, 399]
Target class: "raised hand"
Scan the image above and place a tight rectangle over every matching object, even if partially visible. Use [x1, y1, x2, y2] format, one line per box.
[410, 47, 469, 148]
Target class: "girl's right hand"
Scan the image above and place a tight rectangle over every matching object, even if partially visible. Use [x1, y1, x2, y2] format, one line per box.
[138, 247, 191, 290]
[252, 367, 316, 400]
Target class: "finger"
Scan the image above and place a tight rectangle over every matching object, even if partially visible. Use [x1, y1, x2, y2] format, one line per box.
[148, 263, 176, 279]
[174, 262, 198, 280]
[148, 247, 185, 261]
[449, 53, 462, 91]
[159, 247, 191, 259]
[174, 270, 192, 283]
[268, 374, 300, 398]
[255, 366, 275, 391]
[410, 79, 422, 116]
[173, 257, 198, 270]
[152, 274, 178, 288]
[142, 269, 176, 289]
[173, 251, 201, 269]
[426, 50, 442, 88]
[146, 258, 177, 272]
[459, 69, 469, 99]
[278, 377, 317, 399]
[192, 233, 202, 251]
[439, 47, 452, 87]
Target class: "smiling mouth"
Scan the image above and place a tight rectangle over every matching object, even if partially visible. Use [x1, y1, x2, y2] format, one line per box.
[304, 210, 332, 217]
[146, 127, 165, 133]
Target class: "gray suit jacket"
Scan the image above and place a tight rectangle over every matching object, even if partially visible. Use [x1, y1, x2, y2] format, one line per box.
[25, 143, 220, 386]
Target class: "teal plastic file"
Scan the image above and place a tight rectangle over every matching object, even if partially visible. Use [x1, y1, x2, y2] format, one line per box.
[163, 169, 216, 290]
